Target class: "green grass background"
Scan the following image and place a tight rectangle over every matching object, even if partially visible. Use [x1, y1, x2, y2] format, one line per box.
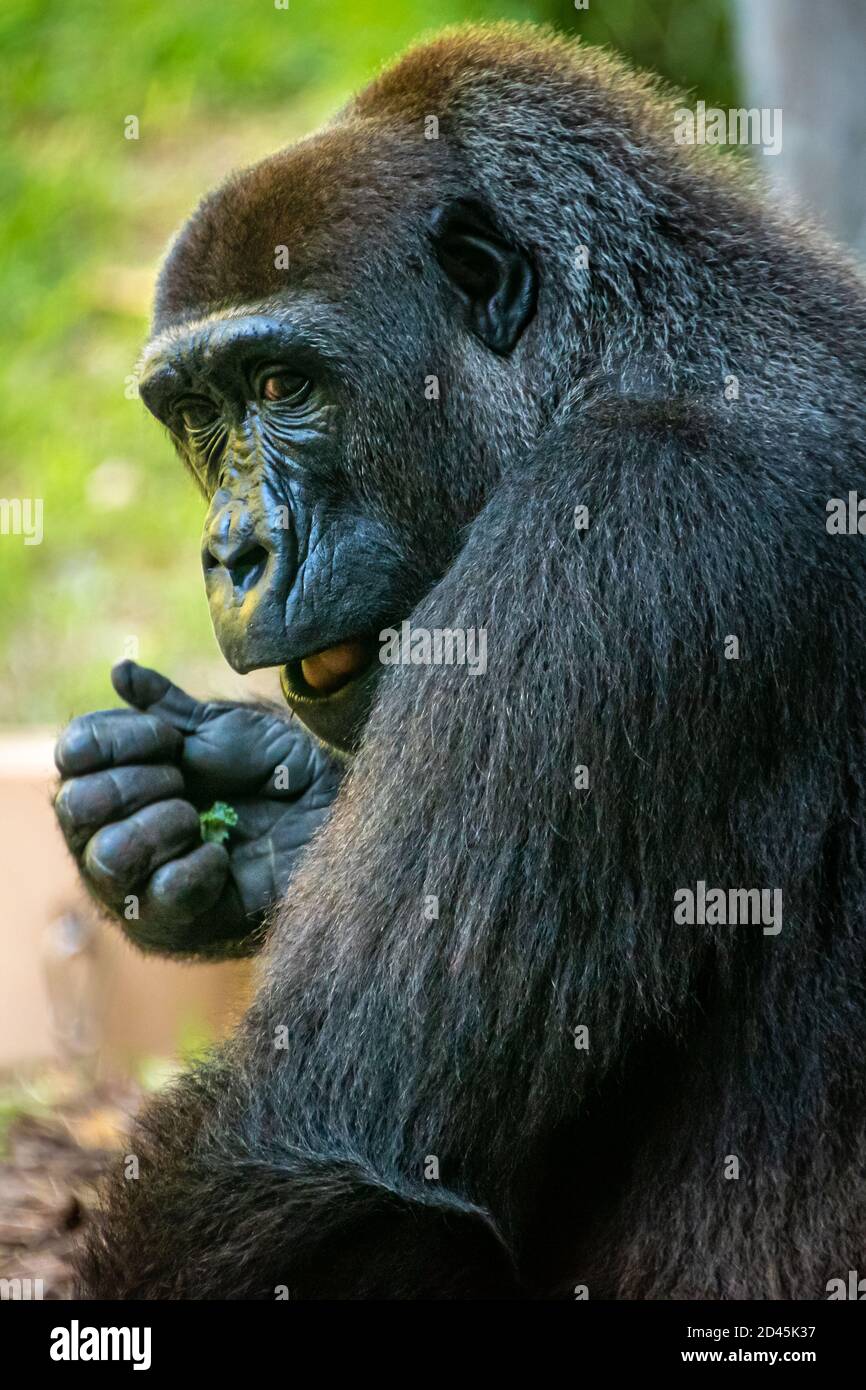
[0, 0, 737, 724]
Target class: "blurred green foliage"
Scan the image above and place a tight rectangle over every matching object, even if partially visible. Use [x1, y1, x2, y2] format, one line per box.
[0, 0, 737, 724]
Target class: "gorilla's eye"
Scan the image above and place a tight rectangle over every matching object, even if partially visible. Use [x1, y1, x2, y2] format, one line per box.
[177, 396, 218, 431]
[260, 371, 311, 407]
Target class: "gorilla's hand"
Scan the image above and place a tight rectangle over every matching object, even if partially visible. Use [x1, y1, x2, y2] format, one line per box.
[54, 660, 342, 957]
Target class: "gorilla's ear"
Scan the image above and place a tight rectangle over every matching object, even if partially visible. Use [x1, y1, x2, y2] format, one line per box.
[431, 198, 537, 355]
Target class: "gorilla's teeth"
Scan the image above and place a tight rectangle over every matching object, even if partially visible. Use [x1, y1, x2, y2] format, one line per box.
[301, 639, 368, 694]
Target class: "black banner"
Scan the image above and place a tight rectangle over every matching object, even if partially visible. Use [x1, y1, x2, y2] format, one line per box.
[1, 1297, 861, 1374]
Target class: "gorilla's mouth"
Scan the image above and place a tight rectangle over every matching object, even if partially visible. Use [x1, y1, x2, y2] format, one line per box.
[279, 633, 384, 756]
[285, 634, 380, 700]
[298, 637, 378, 695]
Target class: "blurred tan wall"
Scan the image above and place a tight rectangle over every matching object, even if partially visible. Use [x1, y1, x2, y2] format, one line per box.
[0, 731, 251, 1069]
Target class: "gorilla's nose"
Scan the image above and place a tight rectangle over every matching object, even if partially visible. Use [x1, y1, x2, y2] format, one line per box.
[203, 503, 269, 595]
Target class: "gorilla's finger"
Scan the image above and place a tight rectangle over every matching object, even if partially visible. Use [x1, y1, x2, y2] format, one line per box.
[84, 798, 201, 895]
[56, 709, 183, 776]
[142, 842, 232, 924]
[55, 764, 185, 853]
[112, 660, 208, 734]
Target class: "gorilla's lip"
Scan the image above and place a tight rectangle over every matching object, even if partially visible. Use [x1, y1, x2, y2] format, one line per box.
[279, 643, 383, 757]
[282, 634, 380, 702]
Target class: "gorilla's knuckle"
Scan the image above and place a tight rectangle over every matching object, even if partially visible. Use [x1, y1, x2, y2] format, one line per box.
[150, 797, 200, 837]
[145, 715, 184, 755]
[53, 779, 78, 829]
[144, 869, 192, 918]
[55, 716, 99, 774]
[84, 823, 134, 886]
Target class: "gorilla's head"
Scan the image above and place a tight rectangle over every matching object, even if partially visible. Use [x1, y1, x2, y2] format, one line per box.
[135, 32, 598, 752]
[136, 26, 717, 752]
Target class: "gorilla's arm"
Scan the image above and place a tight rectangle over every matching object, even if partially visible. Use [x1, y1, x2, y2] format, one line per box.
[80, 395, 845, 1297]
[55, 661, 342, 958]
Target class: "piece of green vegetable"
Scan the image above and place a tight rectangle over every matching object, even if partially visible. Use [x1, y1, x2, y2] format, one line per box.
[199, 800, 239, 845]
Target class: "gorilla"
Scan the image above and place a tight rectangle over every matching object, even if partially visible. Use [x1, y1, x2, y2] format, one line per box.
[55, 24, 866, 1298]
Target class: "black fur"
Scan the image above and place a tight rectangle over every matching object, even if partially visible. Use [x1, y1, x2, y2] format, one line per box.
[80, 24, 866, 1299]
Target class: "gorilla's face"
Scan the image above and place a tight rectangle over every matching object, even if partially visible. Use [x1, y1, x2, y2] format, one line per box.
[138, 132, 537, 753]
[139, 301, 414, 752]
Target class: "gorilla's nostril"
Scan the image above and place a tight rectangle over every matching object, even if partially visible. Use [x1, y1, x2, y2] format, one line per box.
[226, 544, 269, 594]
[204, 525, 270, 592]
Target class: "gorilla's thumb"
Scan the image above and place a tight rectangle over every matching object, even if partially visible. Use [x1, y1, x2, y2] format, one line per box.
[111, 660, 201, 730]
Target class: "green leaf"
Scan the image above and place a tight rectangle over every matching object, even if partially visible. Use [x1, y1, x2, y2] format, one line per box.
[199, 800, 239, 845]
